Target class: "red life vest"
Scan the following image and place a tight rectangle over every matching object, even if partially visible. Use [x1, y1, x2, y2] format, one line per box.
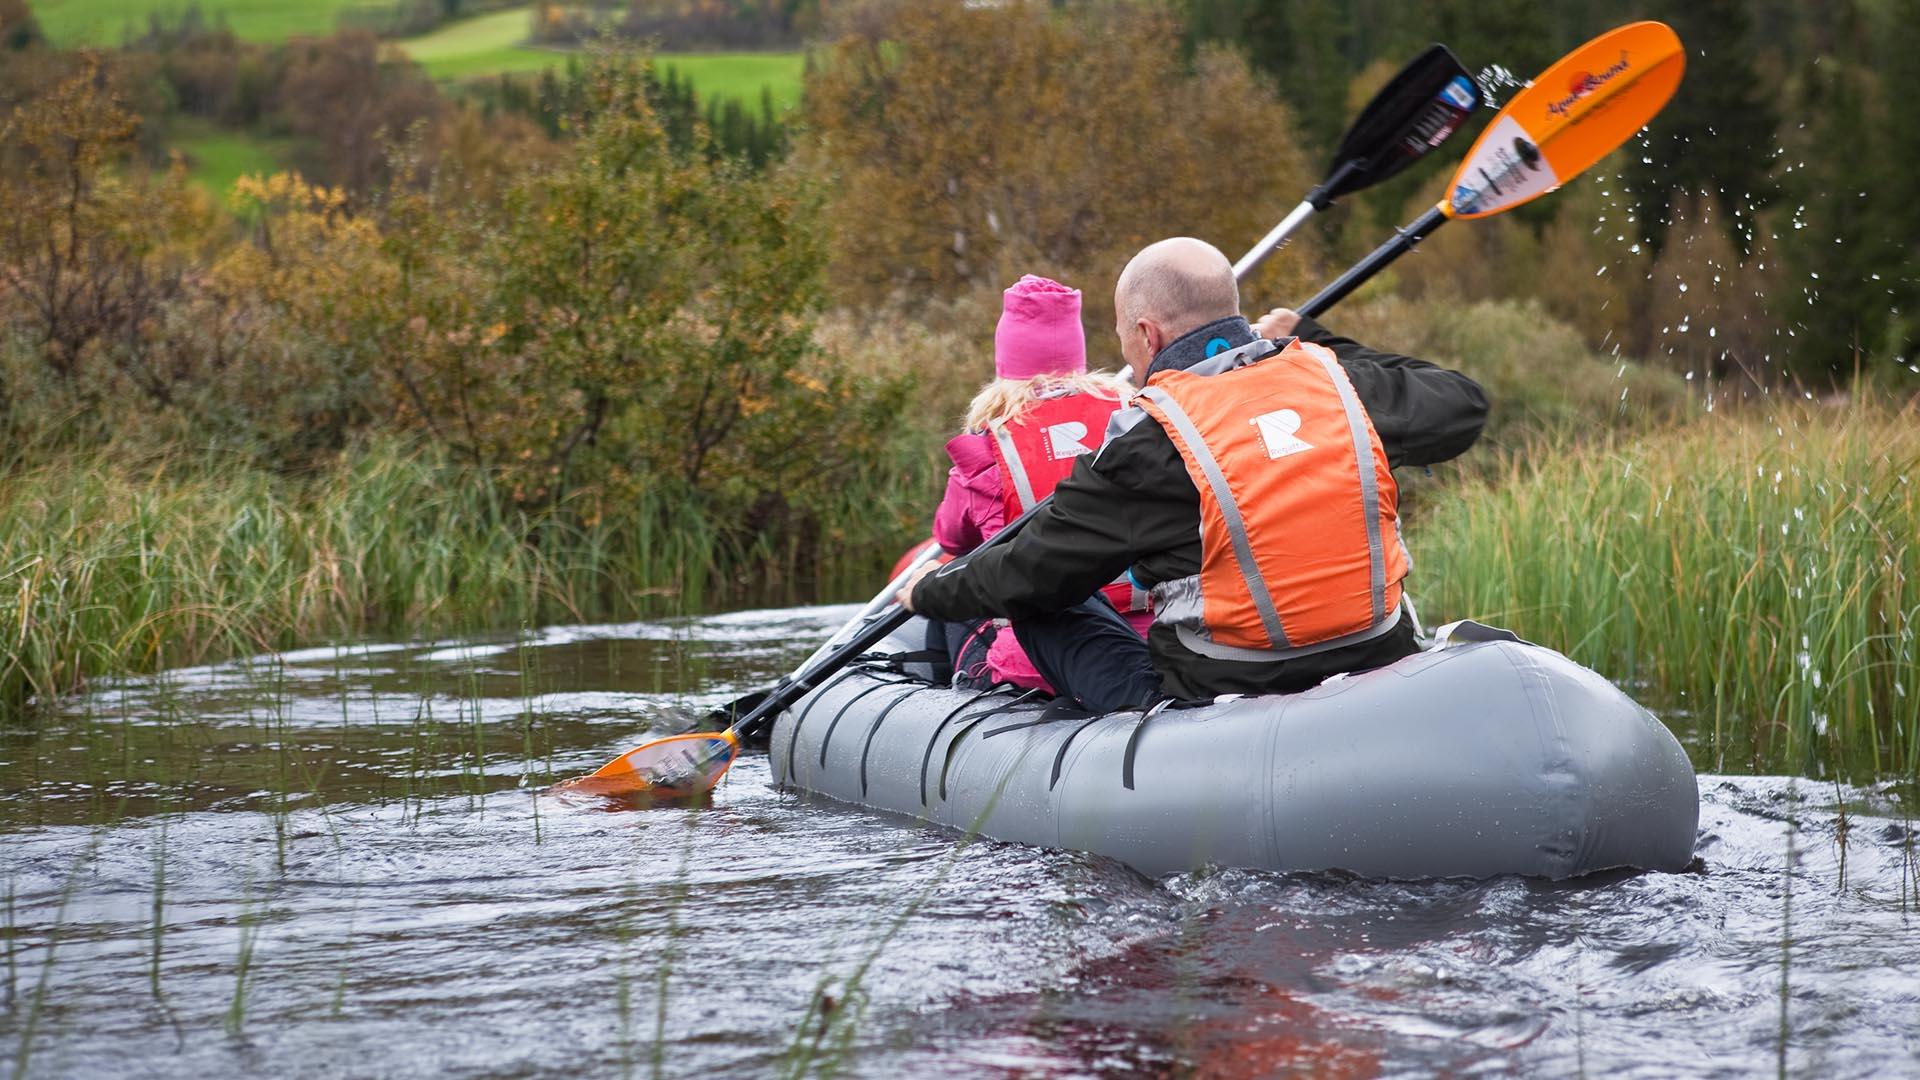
[986, 390, 1147, 613]
[1135, 338, 1408, 659]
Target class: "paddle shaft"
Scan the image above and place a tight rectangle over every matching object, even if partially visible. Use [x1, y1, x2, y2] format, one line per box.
[723, 500, 1049, 744]
[798, 542, 943, 673]
[1297, 204, 1448, 319]
[1232, 176, 1344, 282]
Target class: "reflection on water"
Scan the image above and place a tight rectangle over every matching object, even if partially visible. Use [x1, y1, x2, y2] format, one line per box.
[2, 607, 1916, 1077]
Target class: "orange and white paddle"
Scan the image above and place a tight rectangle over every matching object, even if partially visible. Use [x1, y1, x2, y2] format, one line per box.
[1299, 20, 1686, 317]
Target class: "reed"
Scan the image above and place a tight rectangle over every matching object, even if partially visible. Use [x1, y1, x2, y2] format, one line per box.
[1414, 405, 1920, 784]
[0, 441, 932, 719]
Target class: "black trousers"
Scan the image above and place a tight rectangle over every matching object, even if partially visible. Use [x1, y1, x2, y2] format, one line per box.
[924, 598, 1159, 712]
[1010, 596, 1162, 713]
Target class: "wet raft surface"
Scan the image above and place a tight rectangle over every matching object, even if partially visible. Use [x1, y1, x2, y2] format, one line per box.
[2, 607, 1917, 1077]
[771, 638, 1699, 879]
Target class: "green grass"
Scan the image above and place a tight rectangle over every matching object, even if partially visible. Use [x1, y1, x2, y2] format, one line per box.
[656, 52, 804, 111]
[396, 6, 560, 79]
[170, 127, 289, 195]
[396, 6, 804, 108]
[33, 0, 380, 45]
[0, 440, 926, 718]
[1413, 406, 1920, 786]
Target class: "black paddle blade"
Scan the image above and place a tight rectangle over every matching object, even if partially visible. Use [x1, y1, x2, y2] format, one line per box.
[1314, 44, 1478, 207]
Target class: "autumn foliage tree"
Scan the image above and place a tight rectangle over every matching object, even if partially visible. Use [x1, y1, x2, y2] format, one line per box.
[384, 55, 906, 536]
[803, 0, 1322, 329]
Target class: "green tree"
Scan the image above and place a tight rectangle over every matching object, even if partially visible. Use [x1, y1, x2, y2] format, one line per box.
[1774, 4, 1896, 383]
[1626, 0, 1779, 256]
[1, 0, 42, 50]
[390, 54, 905, 529]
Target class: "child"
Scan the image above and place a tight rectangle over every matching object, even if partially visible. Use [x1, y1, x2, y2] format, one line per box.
[932, 275, 1149, 691]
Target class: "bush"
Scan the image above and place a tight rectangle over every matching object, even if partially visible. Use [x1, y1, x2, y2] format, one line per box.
[1327, 295, 1689, 454]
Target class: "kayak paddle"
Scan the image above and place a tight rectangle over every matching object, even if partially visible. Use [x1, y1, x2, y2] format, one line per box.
[555, 539, 950, 798]
[1298, 20, 1686, 318]
[1233, 43, 1479, 282]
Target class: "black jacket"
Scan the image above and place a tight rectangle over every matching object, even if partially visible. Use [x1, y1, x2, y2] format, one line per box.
[910, 313, 1489, 701]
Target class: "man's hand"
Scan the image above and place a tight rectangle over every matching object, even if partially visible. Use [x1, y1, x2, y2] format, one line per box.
[1253, 306, 1301, 339]
[896, 560, 939, 613]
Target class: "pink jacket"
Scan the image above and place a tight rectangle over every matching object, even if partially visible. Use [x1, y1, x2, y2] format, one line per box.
[933, 432, 1006, 553]
[931, 431, 1149, 692]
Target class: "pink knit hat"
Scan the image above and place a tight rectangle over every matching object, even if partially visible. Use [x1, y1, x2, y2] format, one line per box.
[994, 275, 1087, 379]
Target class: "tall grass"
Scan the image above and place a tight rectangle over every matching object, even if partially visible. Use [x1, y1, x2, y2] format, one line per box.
[1414, 406, 1920, 784]
[0, 441, 931, 717]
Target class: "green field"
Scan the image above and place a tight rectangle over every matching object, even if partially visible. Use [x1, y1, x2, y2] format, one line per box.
[172, 126, 289, 194]
[396, 6, 561, 78]
[655, 51, 805, 111]
[34, 0, 378, 44]
[396, 6, 805, 109]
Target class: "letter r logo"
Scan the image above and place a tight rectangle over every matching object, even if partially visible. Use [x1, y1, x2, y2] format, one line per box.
[1045, 421, 1094, 460]
[1252, 409, 1313, 460]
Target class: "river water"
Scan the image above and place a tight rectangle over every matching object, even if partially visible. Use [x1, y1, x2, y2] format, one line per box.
[2, 605, 1916, 1078]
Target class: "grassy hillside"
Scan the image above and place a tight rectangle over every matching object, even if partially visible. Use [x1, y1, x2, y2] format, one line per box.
[35, 0, 376, 44]
[39, 2, 806, 111]
[657, 51, 804, 111]
[396, 7, 805, 109]
[396, 5, 559, 78]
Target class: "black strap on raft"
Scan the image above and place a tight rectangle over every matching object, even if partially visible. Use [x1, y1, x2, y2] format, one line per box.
[938, 693, 1054, 803]
[784, 670, 907, 785]
[783, 667, 868, 777]
[856, 649, 947, 676]
[821, 681, 922, 768]
[981, 697, 1091, 738]
[919, 687, 1043, 806]
[854, 684, 941, 798]
[1049, 713, 1120, 791]
[1121, 698, 1178, 791]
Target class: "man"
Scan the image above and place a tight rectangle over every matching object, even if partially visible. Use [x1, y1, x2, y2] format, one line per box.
[901, 237, 1487, 712]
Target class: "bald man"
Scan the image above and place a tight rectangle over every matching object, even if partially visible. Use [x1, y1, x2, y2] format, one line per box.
[903, 238, 1488, 712]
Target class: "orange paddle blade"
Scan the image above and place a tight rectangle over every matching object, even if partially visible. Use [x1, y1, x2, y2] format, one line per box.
[554, 729, 741, 799]
[1447, 21, 1685, 220]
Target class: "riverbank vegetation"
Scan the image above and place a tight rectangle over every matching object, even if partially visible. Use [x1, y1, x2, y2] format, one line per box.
[1420, 407, 1920, 785]
[2, 0, 1918, 786]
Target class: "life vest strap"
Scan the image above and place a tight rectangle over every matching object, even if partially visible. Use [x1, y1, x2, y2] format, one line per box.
[987, 420, 1041, 512]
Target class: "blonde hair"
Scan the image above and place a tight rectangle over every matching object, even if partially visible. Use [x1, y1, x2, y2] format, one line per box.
[963, 371, 1134, 434]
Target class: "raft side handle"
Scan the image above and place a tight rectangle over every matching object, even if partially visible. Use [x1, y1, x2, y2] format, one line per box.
[923, 689, 1045, 805]
[820, 680, 920, 769]
[789, 670, 905, 784]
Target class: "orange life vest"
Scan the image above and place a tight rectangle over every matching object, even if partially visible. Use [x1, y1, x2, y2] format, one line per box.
[1135, 338, 1408, 660]
[987, 390, 1148, 614]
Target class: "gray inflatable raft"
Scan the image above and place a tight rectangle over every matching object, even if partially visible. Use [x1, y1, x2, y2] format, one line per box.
[769, 627, 1699, 879]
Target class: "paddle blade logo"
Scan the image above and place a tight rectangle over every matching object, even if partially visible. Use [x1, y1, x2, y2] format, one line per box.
[1399, 74, 1478, 156]
[1547, 52, 1632, 118]
[1450, 116, 1558, 217]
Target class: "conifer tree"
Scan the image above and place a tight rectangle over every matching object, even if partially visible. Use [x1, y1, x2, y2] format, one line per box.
[1626, 0, 1778, 256]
